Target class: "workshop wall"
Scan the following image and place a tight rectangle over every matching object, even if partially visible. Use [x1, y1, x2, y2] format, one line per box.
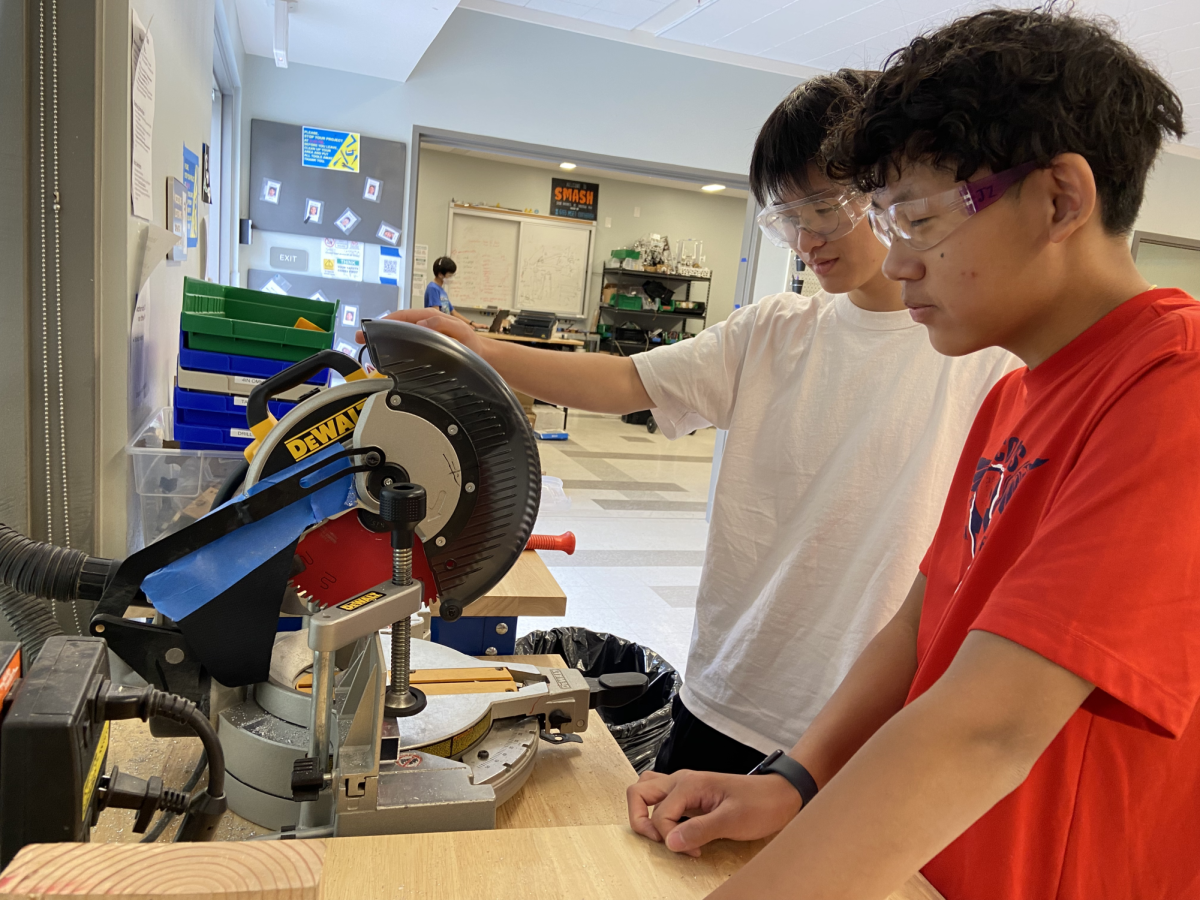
[237, 8, 804, 292]
[1136, 149, 1200, 240]
[414, 149, 748, 325]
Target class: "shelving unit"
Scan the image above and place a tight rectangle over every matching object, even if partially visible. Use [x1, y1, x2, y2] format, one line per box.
[595, 266, 711, 355]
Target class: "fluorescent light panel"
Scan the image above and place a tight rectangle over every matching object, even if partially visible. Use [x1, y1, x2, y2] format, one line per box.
[701, 183, 725, 192]
[559, 162, 577, 170]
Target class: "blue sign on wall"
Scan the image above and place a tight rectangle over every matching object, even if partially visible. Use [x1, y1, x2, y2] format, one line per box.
[301, 126, 360, 172]
[182, 144, 199, 248]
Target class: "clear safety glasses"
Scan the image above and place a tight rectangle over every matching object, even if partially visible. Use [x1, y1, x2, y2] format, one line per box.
[867, 161, 1039, 252]
[756, 189, 871, 249]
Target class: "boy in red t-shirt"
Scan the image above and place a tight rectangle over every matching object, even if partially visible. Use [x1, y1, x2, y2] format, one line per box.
[625, 9, 1199, 900]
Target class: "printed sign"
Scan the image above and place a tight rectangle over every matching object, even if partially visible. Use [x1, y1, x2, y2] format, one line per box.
[321, 238, 363, 282]
[551, 178, 599, 221]
[183, 144, 199, 247]
[379, 246, 401, 285]
[301, 126, 360, 172]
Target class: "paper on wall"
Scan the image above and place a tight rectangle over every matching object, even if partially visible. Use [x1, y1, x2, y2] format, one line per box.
[130, 10, 155, 220]
[414, 243, 429, 271]
[137, 223, 180, 293]
[379, 246, 401, 285]
[412, 271, 427, 299]
[321, 238, 363, 282]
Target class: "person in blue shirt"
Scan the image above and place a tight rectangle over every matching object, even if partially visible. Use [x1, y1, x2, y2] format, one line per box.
[424, 257, 483, 330]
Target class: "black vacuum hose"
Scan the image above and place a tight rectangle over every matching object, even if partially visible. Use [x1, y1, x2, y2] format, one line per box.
[0, 522, 118, 658]
[0, 585, 63, 661]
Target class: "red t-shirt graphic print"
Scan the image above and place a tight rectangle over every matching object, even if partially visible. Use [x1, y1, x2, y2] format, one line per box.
[913, 289, 1200, 900]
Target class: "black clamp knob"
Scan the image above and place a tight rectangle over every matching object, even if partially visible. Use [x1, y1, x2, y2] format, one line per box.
[379, 483, 426, 549]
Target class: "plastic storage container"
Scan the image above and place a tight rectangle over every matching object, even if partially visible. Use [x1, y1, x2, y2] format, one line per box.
[173, 385, 296, 428]
[126, 408, 246, 549]
[177, 332, 329, 384]
[180, 277, 338, 361]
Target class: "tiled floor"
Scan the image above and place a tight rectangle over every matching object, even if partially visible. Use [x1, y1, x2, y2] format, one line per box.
[522, 408, 715, 671]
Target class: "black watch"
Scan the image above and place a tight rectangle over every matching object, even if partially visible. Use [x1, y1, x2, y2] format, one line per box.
[749, 749, 819, 809]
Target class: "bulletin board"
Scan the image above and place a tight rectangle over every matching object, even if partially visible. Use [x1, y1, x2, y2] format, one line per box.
[249, 119, 407, 244]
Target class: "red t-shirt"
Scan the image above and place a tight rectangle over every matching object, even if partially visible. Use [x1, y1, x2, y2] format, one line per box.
[914, 288, 1200, 900]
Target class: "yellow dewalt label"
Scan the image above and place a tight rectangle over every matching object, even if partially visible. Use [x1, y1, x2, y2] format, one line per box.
[285, 398, 368, 461]
[82, 721, 111, 820]
[339, 590, 383, 611]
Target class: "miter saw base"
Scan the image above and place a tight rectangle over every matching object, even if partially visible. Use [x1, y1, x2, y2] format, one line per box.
[220, 637, 555, 831]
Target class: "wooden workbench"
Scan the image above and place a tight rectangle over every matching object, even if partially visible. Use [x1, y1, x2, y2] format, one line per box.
[92, 653, 633, 843]
[430, 550, 566, 618]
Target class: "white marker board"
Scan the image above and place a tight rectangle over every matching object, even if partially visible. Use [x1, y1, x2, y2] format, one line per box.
[447, 206, 594, 316]
[447, 213, 520, 308]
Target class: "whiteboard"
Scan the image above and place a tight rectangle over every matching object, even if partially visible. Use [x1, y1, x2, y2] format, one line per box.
[517, 222, 591, 314]
[448, 213, 520, 308]
[446, 207, 593, 316]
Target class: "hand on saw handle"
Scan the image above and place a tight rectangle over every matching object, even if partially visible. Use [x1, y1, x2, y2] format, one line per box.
[357, 309, 488, 358]
[242, 349, 376, 463]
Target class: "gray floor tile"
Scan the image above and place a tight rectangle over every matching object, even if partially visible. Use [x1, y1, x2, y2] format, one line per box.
[652, 586, 699, 608]
[564, 451, 712, 463]
[593, 499, 710, 512]
[562, 479, 685, 492]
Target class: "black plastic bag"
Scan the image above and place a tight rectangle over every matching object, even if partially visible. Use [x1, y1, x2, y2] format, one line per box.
[516, 627, 680, 773]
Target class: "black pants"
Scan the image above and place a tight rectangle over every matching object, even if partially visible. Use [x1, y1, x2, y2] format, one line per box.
[653, 695, 767, 775]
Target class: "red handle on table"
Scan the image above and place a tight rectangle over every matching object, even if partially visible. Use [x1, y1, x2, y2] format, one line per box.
[526, 532, 576, 554]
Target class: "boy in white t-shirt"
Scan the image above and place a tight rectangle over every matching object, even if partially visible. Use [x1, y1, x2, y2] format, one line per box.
[365, 71, 1015, 775]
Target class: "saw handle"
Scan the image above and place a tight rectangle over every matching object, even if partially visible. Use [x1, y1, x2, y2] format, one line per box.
[243, 350, 370, 462]
[526, 532, 575, 554]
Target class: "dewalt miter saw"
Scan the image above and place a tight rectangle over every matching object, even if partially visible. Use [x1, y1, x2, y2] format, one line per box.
[77, 319, 646, 837]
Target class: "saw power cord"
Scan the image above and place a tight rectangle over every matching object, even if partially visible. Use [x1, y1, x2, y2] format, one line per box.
[95, 682, 227, 842]
[139, 750, 208, 843]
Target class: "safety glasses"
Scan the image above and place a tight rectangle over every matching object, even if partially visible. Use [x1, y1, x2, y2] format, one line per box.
[756, 188, 871, 249]
[867, 162, 1039, 251]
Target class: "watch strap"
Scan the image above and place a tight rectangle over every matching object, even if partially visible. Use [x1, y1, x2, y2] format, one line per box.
[750, 749, 819, 808]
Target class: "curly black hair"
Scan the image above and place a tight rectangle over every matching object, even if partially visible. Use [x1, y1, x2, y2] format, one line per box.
[823, 7, 1185, 234]
[749, 69, 877, 205]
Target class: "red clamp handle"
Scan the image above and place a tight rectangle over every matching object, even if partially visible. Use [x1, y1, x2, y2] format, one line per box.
[525, 532, 576, 554]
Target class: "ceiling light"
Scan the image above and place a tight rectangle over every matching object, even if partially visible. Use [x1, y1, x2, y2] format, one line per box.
[701, 184, 726, 192]
[559, 162, 577, 170]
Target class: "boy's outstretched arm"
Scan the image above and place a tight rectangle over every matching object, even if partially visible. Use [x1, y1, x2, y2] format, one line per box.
[358, 308, 653, 414]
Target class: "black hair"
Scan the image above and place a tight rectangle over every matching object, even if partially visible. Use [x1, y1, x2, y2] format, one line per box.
[432, 256, 457, 277]
[749, 69, 878, 205]
[823, 7, 1185, 235]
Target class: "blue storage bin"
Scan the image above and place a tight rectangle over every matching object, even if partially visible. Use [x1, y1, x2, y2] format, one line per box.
[174, 420, 255, 452]
[173, 385, 296, 427]
[178, 332, 329, 385]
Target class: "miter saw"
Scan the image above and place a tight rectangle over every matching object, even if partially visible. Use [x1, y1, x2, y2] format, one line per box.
[82, 319, 647, 837]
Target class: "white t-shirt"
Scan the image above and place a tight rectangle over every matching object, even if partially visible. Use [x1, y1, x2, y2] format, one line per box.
[632, 291, 1018, 753]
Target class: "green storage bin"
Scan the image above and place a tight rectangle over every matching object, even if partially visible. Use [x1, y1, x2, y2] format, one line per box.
[609, 293, 643, 310]
[180, 277, 339, 362]
[610, 249, 641, 260]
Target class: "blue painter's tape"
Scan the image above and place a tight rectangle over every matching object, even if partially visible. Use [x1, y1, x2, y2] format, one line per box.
[142, 444, 357, 621]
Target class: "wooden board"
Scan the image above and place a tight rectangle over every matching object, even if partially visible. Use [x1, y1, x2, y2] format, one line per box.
[322, 824, 757, 900]
[0, 841, 323, 899]
[0, 828, 944, 900]
[430, 551, 567, 618]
